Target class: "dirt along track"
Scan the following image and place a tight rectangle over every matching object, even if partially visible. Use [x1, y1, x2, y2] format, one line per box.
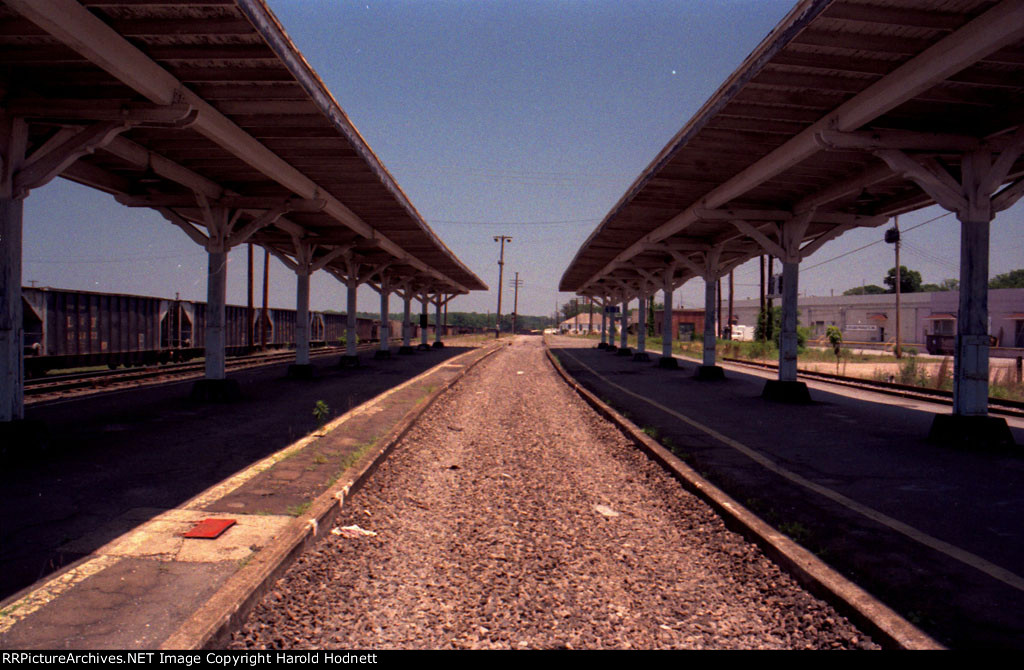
[232, 336, 875, 649]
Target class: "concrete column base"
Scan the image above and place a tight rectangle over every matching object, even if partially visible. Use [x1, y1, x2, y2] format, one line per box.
[596, 342, 609, 349]
[632, 352, 651, 362]
[761, 380, 811, 404]
[605, 345, 618, 352]
[0, 419, 48, 462]
[695, 365, 725, 381]
[286, 364, 314, 379]
[399, 346, 416, 355]
[615, 347, 633, 357]
[373, 350, 391, 360]
[417, 343, 431, 351]
[190, 379, 241, 402]
[658, 356, 679, 369]
[928, 414, 1016, 449]
[338, 356, 360, 368]
[432, 341, 445, 349]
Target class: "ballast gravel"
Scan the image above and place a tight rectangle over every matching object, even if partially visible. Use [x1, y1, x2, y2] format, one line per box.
[231, 337, 876, 649]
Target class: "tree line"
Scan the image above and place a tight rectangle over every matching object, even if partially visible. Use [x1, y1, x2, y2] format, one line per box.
[844, 267, 1024, 295]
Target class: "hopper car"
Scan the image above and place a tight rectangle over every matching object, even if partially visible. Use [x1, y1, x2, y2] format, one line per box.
[21, 287, 381, 377]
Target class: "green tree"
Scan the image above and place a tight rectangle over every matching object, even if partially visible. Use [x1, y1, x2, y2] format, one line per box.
[843, 285, 887, 296]
[826, 325, 843, 374]
[755, 306, 778, 342]
[646, 298, 663, 337]
[921, 278, 959, 292]
[990, 269, 1024, 289]
[884, 266, 922, 293]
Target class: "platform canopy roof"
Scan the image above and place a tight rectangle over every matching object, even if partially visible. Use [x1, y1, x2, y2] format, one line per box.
[560, 0, 1024, 297]
[0, 0, 486, 295]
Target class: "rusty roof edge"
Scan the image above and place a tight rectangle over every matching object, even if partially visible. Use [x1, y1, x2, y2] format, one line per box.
[559, 0, 834, 293]
[234, 0, 487, 291]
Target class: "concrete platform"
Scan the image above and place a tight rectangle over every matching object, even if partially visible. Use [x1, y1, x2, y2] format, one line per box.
[547, 336, 1024, 649]
[0, 340, 499, 649]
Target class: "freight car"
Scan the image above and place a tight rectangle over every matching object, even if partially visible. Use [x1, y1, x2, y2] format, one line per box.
[20, 287, 382, 377]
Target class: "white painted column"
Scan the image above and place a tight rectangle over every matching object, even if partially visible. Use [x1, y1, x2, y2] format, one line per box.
[778, 260, 800, 382]
[402, 294, 412, 348]
[703, 276, 718, 367]
[378, 281, 390, 353]
[295, 269, 311, 365]
[1, 197, 24, 421]
[636, 291, 647, 354]
[420, 297, 429, 347]
[346, 280, 358, 357]
[205, 246, 228, 380]
[662, 280, 673, 359]
[434, 298, 443, 344]
[600, 304, 607, 345]
[953, 218, 990, 415]
[620, 298, 628, 349]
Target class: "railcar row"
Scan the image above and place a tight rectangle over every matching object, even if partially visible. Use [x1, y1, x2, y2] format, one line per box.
[20, 287, 387, 377]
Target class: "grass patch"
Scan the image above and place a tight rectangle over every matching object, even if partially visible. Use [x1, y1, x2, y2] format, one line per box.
[778, 520, 811, 543]
[326, 436, 380, 487]
[286, 501, 312, 517]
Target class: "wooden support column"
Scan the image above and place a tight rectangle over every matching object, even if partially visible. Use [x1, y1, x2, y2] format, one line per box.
[377, 275, 391, 359]
[633, 285, 651, 362]
[703, 273, 718, 368]
[432, 295, 444, 347]
[419, 294, 430, 350]
[0, 196, 24, 422]
[636, 290, 647, 355]
[599, 298, 608, 347]
[660, 268, 678, 368]
[205, 231, 229, 382]
[345, 279, 359, 361]
[294, 271, 311, 367]
[779, 260, 800, 382]
[619, 296, 629, 352]
[265, 237, 345, 378]
[1, 113, 134, 422]
[954, 216, 989, 415]
[399, 287, 415, 355]
[858, 132, 1024, 446]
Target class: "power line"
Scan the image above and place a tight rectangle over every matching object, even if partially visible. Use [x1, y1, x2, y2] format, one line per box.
[802, 211, 953, 273]
[26, 253, 206, 265]
[434, 217, 599, 226]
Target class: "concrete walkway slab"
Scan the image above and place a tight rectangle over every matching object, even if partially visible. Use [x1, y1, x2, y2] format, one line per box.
[547, 336, 1024, 648]
[0, 339, 501, 649]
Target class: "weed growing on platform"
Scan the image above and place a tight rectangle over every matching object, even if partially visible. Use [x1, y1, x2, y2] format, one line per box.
[642, 426, 659, 440]
[313, 400, 330, 426]
[287, 501, 311, 517]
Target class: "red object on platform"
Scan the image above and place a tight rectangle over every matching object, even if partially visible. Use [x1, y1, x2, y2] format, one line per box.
[183, 518, 236, 539]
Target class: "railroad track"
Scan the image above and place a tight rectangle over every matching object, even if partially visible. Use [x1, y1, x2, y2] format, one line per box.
[720, 356, 1024, 418]
[24, 344, 376, 401]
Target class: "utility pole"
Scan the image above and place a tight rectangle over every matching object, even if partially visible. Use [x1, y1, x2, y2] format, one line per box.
[261, 247, 270, 351]
[728, 270, 734, 340]
[886, 216, 902, 359]
[494, 235, 512, 338]
[759, 255, 765, 341]
[510, 273, 522, 335]
[247, 243, 254, 349]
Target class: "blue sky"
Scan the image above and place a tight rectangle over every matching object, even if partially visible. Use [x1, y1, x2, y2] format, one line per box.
[22, 0, 1024, 318]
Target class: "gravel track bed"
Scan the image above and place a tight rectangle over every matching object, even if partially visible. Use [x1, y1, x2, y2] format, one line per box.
[231, 337, 875, 649]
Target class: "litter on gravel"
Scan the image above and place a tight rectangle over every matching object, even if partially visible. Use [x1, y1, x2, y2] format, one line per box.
[331, 525, 377, 538]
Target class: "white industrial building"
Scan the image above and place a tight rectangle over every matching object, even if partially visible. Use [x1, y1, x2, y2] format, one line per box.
[730, 288, 1024, 354]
